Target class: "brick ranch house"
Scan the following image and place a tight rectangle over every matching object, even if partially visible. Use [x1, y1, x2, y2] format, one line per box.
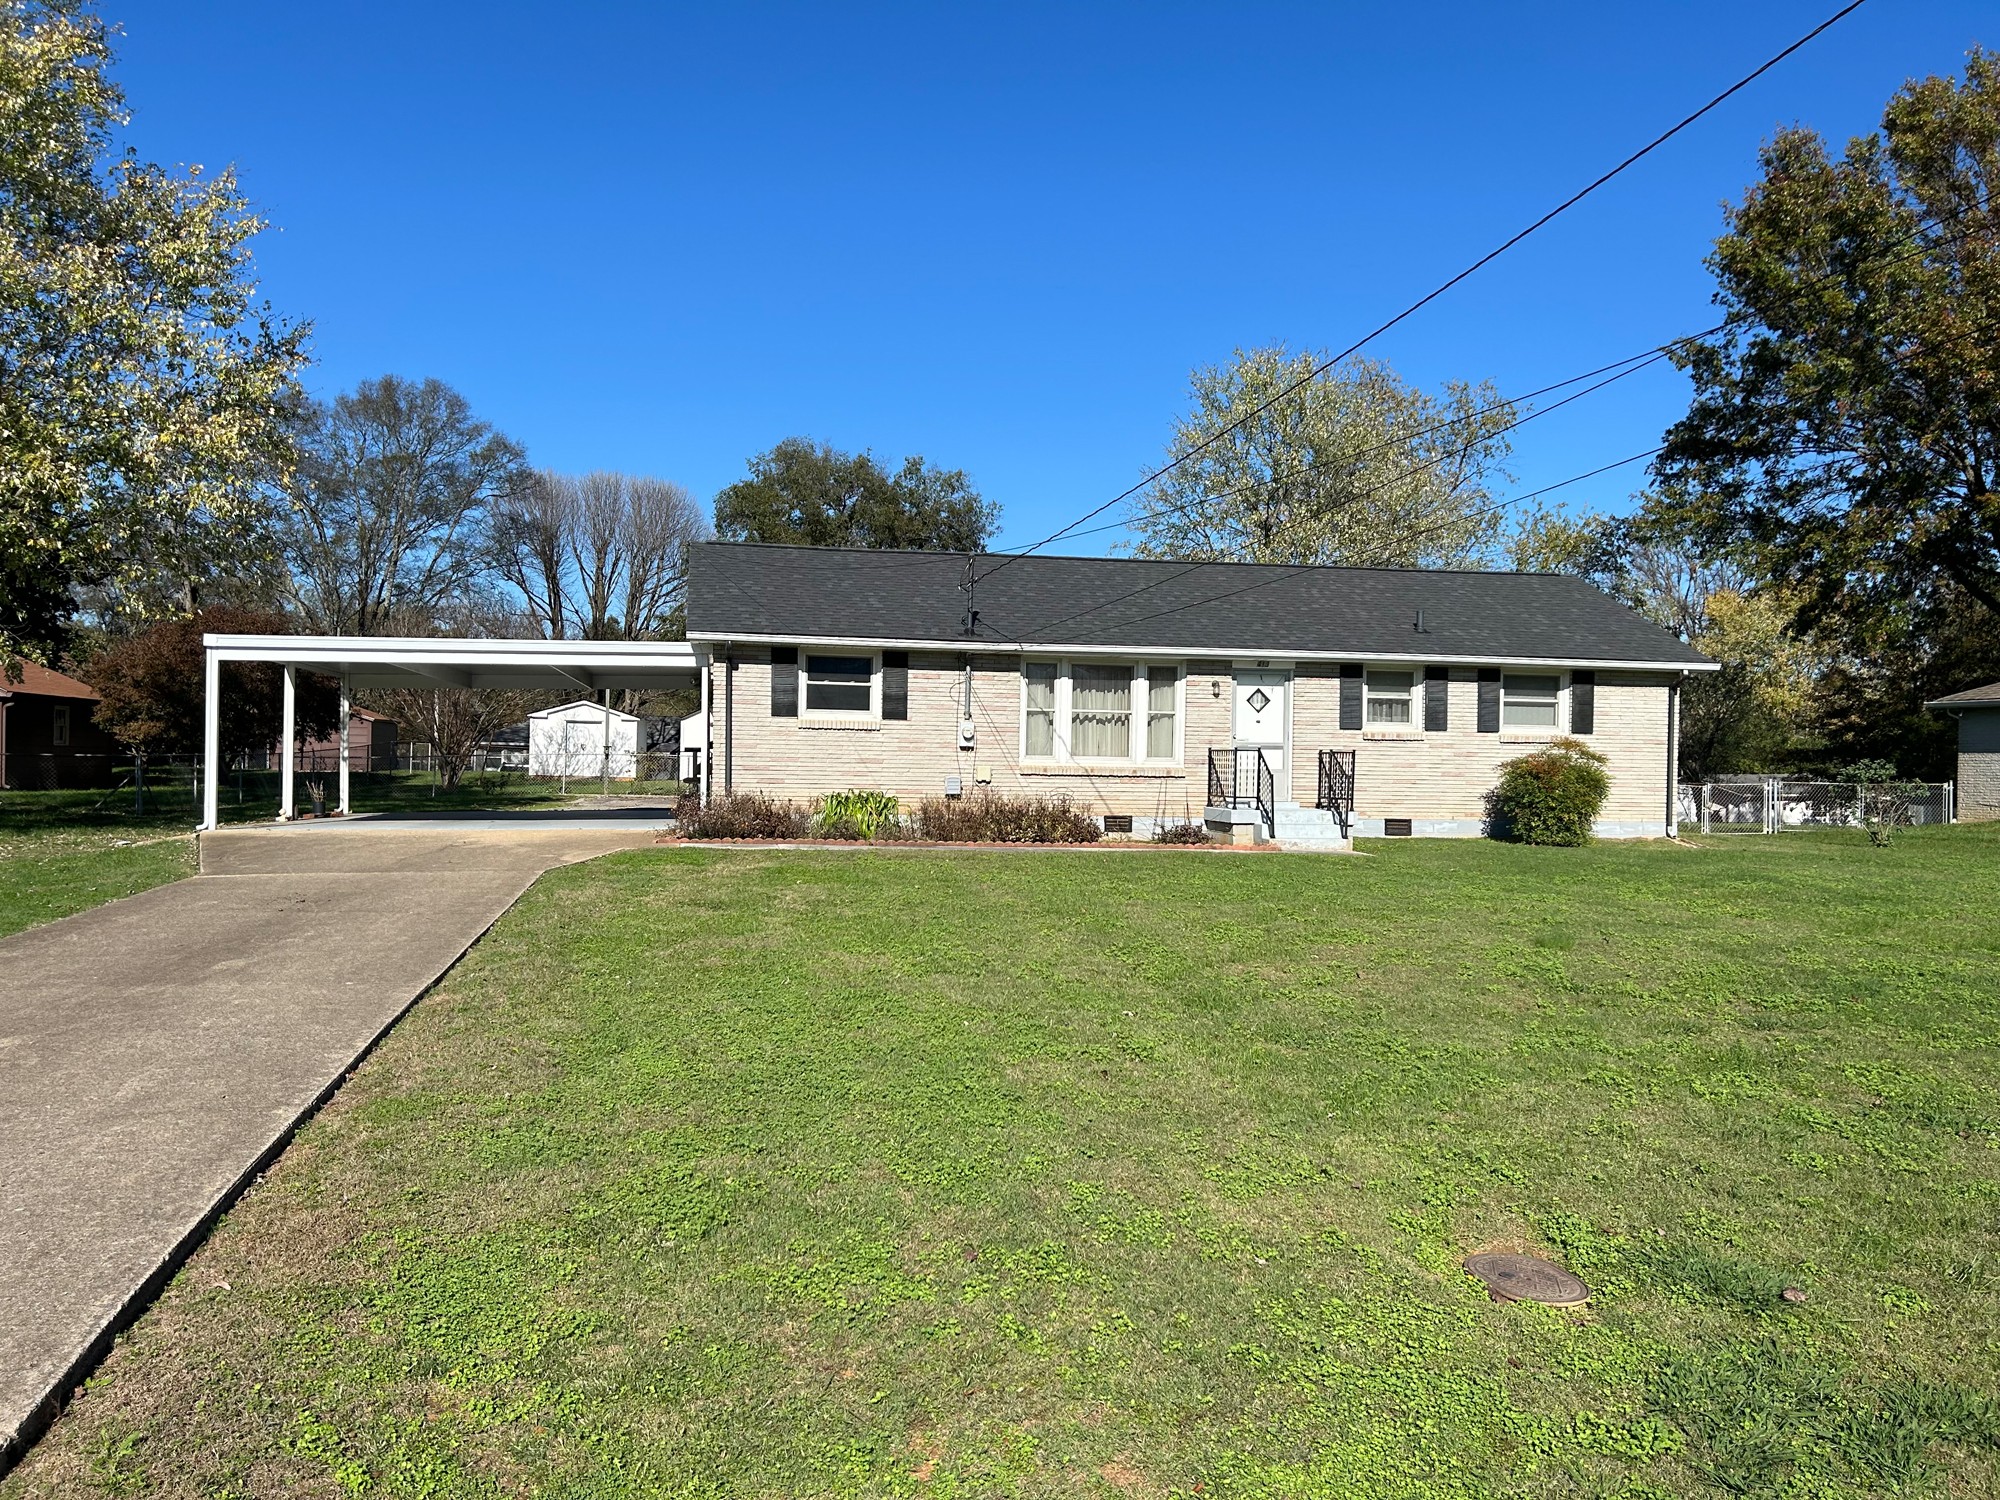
[683, 543, 1716, 845]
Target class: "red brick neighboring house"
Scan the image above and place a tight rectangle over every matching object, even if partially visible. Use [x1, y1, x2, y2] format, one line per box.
[0, 663, 123, 789]
[250, 708, 399, 773]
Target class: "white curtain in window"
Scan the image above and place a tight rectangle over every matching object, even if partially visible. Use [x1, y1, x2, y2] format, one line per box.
[1366, 669, 1414, 725]
[1025, 662, 1057, 756]
[1071, 665, 1132, 758]
[1146, 669, 1176, 759]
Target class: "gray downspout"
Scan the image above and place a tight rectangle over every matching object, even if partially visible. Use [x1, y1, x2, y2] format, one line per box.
[1666, 675, 1681, 838]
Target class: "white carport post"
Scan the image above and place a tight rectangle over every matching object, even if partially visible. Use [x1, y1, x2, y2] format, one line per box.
[279, 665, 297, 821]
[338, 675, 352, 815]
[201, 644, 222, 831]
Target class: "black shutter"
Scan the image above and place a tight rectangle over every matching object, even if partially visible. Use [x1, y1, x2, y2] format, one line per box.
[881, 650, 909, 721]
[1570, 669, 1595, 734]
[1476, 668, 1501, 733]
[1425, 668, 1449, 732]
[770, 646, 798, 717]
[1339, 664, 1364, 730]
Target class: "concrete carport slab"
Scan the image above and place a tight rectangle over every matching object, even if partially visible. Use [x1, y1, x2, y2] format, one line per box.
[0, 824, 659, 1472]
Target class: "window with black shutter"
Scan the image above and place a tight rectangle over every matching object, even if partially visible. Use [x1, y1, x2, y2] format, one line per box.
[1476, 668, 1501, 733]
[1424, 668, 1450, 732]
[770, 646, 798, 717]
[1339, 664, 1363, 730]
[1570, 669, 1595, 734]
[881, 650, 909, 721]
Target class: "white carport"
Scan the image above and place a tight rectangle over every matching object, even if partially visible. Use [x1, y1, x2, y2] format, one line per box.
[200, 634, 705, 830]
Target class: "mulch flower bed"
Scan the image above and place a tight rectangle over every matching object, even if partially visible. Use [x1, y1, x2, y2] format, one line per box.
[653, 835, 1279, 852]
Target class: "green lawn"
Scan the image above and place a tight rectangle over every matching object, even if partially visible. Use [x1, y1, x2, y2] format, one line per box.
[0, 773, 586, 936]
[8, 829, 2000, 1498]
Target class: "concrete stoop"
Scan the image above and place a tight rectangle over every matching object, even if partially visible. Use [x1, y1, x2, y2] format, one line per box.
[1205, 803, 1354, 853]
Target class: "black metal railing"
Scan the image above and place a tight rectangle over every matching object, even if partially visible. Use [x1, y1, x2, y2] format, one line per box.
[1316, 748, 1357, 835]
[1207, 746, 1277, 835]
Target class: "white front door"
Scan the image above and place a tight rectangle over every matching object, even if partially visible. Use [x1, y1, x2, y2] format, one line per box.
[1232, 669, 1289, 784]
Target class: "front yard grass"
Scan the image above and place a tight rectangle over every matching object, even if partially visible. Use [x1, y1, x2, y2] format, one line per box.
[8, 827, 1999, 1497]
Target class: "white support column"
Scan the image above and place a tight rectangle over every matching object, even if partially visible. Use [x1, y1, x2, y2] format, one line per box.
[601, 687, 612, 795]
[279, 665, 297, 821]
[698, 653, 711, 808]
[201, 646, 222, 831]
[338, 675, 352, 815]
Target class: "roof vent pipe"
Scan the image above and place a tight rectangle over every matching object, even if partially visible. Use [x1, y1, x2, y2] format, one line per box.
[1414, 609, 1428, 633]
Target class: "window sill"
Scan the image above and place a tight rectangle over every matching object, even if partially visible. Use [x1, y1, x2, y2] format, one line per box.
[1500, 730, 1558, 743]
[1021, 763, 1185, 779]
[1362, 729, 1424, 741]
[798, 717, 883, 731]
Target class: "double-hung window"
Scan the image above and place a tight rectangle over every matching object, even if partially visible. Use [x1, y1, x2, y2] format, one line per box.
[1501, 673, 1561, 728]
[804, 654, 874, 715]
[1022, 662, 1180, 762]
[1364, 669, 1415, 726]
[52, 705, 71, 746]
[1070, 665, 1132, 758]
[1024, 661, 1058, 756]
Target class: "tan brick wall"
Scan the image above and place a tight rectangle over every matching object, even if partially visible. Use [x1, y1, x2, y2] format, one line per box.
[1285, 667, 1671, 829]
[1958, 709, 2000, 820]
[712, 649, 1676, 834]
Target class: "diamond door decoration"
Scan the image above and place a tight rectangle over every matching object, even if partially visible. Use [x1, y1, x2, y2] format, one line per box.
[1247, 689, 1270, 713]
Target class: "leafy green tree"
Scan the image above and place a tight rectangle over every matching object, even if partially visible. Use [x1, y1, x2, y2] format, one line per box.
[1128, 348, 1517, 567]
[713, 438, 996, 553]
[1653, 48, 2000, 652]
[280, 376, 529, 635]
[0, 0, 308, 663]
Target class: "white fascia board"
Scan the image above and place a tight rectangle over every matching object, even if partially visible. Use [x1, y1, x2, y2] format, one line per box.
[202, 634, 704, 670]
[686, 630, 1717, 674]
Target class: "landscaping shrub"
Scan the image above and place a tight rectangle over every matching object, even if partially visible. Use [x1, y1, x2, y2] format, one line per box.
[673, 792, 810, 839]
[1152, 820, 1214, 845]
[912, 791, 1103, 844]
[812, 789, 901, 840]
[1489, 736, 1609, 846]
[1841, 759, 1917, 848]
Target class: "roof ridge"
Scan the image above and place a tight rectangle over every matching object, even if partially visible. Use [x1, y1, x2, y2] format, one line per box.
[696, 538, 1572, 580]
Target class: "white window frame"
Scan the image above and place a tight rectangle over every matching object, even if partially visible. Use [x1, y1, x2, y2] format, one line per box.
[1364, 668, 1417, 728]
[801, 650, 881, 721]
[1501, 670, 1564, 730]
[1019, 660, 1184, 766]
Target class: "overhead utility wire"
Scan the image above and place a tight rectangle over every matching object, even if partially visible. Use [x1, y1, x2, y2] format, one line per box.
[1021, 357, 1673, 637]
[974, 0, 1871, 581]
[1010, 198, 1993, 637]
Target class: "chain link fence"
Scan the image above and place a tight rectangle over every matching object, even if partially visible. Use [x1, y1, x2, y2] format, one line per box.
[1680, 779, 1955, 834]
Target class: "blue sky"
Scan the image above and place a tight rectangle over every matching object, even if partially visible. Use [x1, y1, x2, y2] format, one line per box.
[113, 1, 1991, 554]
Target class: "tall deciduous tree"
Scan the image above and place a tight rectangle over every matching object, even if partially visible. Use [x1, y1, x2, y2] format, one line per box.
[490, 470, 707, 640]
[1654, 48, 2000, 648]
[713, 439, 996, 553]
[1127, 348, 1517, 568]
[280, 376, 529, 636]
[0, 0, 308, 662]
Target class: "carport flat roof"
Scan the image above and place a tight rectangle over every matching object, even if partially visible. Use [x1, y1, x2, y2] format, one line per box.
[202, 633, 703, 692]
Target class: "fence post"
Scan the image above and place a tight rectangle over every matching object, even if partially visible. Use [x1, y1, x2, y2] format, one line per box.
[1944, 781, 1954, 825]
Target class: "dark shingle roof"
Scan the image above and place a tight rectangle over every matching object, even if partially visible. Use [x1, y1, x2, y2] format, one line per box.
[1926, 680, 2000, 708]
[685, 542, 1713, 667]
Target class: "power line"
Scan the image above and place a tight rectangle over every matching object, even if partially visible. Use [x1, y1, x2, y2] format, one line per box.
[1025, 447, 1665, 645]
[975, 0, 1870, 580]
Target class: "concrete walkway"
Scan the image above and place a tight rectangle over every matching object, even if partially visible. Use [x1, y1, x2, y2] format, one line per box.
[0, 825, 658, 1470]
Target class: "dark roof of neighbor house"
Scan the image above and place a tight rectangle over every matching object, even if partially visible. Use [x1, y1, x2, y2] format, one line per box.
[1925, 680, 2000, 709]
[684, 542, 1713, 667]
[0, 662, 100, 700]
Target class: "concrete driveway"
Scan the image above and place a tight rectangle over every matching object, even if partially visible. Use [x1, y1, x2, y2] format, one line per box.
[0, 825, 657, 1471]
